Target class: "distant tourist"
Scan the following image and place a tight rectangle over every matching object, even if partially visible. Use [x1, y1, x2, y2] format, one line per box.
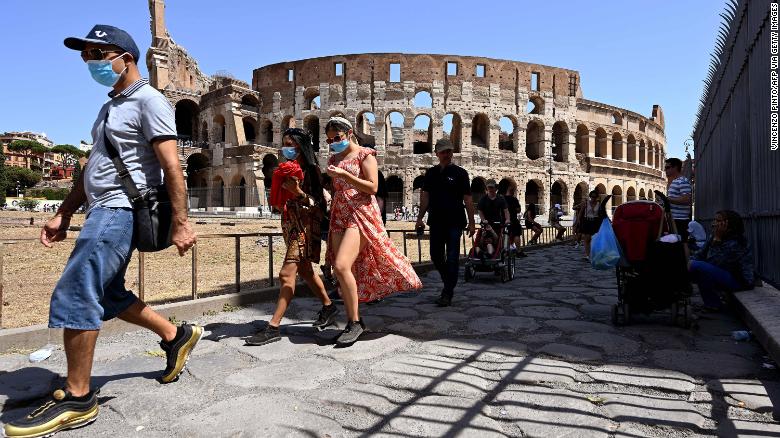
[523, 204, 543, 245]
[416, 139, 476, 307]
[324, 117, 421, 344]
[4, 25, 202, 438]
[665, 157, 692, 241]
[572, 200, 584, 249]
[549, 203, 566, 241]
[246, 128, 337, 346]
[689, 210, 755, 311]
[576, 190, 603, 261]
[497, 179, 527, 257]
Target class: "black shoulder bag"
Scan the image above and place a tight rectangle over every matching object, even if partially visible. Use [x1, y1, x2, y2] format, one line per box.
[103, 111, 173, 252]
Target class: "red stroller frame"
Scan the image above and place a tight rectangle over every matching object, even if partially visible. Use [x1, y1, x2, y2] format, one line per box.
[464, 222, 516, 283]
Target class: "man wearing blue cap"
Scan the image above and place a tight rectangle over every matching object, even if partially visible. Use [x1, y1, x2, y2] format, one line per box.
[4, 25, 202, 438]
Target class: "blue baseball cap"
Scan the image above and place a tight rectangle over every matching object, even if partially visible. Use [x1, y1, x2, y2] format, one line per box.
[64, 24, 140, 62]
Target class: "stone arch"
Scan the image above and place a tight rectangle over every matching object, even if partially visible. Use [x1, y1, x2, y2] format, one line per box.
[498, 116, 517, 151]
[497, 177, 517, 196]
[647, 189, 655, 201]
[282, 115, 296, 130]
[639, 188, 646, 200]
[595, 183, 607, 200]
[551, 179, 567, 211]
[175, 99, 199, 140]
[525, 119, 544, 160]
[304, 87, 320, 110]
[230, 174, 248, 207]
[573, 181, 589, 208]
[647, 141, 655, 168]
[471, 177, 487, 205]
[329, 111, 346, 119]
[412, 174, 426, 206]
[212, 175, 224, 207]
[552, 121, 569, 162]
[611, 111, 623, 125]
[626, 134, 637, 162]
[576, 124, 589, 155]
[356, 111, 376, 146]
[639, 139, 646, 165]
[186, 153, 209, 188]
[414, 90, 432, 108]
[471, 113, 490, 148]
[261, 153, 278, 197]
[413, 114, 433, 154]
[386, 175, 404, 212]
[260, 119, 274, 144]
[595, 128, 608, 158]
[213, 114, 226, 142]
[525, 179, 544, 215]
[442, 113, 462, 152]
[303, 115, 320, 151]
[527, 96, 544, 115]
[611, 185, 623, 213]
[627, 186, 637, 202]
[242, 117, 258, 144]
[385, 111, 404, 146]
[241, 94, 259, 108]
[612, 132, 623, 161]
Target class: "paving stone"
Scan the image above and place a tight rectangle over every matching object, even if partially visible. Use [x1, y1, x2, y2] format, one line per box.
[464, 288, 521, 299]
[363, 306, 420, 320]
[422, 339, 526, 362]
[225, 357, 344, 390]
[174, 394, 345, 437]
[559, 298, 590, 306]
[372, 354, 491, 397]
[513, 305, 581, 320]
[0, 353, 31, 372]
[573, 332, 641, 356]
[90, 355, 167, 393]
[588, 365, 696, 392]
[695, 338, 763, 358]
[592, 295, 617, 305]
[538, 343, 602, 362]
[429, 311, 470, 321]
[652, 350, 758, 378]
[707, 379, 780, 413]
[464, 306, 505, 317]
[717, 419, 780, 437]
[313, 383, 414, 432]
[689, 391, 715, 403]
[388, 395, 505, 437]
[496, 356, 578, 384]
[387, 319, 454, 338]
[533, 291, 581, 301]
[603, 393, 708, 429]
[221, 334, 319, 361]
[508, 299, 555, 307]
[516, 332, 562, 344]
[493, 386, 613, 437]
[315, 333, 411, 361]
[579, 304, 613, 319]
[467, 316, 539, 335]
[634, 330, 691, 350]
[545, 320, 616, 333]
[0, 366, 58, 407]
[179, 349, 249, 383]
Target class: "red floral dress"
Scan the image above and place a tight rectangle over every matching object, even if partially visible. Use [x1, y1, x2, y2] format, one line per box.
[328, 147, 422, 302]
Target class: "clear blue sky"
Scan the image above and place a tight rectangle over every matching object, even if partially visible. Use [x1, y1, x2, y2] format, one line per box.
[1, 0, 726, 159]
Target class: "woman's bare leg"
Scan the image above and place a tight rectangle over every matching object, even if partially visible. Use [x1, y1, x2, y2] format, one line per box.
[269, 262, 298, 327]
[584, 234, 592, 258]
[298, 261, 331, 305]
[332, 228, 365, 321]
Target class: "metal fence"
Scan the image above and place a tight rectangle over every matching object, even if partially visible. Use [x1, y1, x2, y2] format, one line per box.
[0, 225, 571, 329]
[693, 0, 779, 287]
[187, 187, 261, 210]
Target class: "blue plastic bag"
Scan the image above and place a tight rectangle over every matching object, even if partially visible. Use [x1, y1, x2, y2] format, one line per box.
[590, 219, 621, 270]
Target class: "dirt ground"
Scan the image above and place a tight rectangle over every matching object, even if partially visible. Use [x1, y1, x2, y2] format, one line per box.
[0, 211, 460, 329]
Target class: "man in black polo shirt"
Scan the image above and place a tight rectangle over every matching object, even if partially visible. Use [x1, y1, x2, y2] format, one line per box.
[416, 139, 476, 307]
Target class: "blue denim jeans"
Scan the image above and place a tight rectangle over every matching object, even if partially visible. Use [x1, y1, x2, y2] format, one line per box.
[689, 260, 741, 309]
[49, 207, 138, 330]
[429, 225, 463, 297]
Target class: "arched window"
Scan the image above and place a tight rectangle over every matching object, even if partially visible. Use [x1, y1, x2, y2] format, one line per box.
[241, 95, 259, 111]
[304, 115, 320, 151]
[413, 114, 433, 154]
[282, 115, 295, 130]
[442, 113, 462, 152]
[175, 99, 199, 140]
[595, 183, 607, 200]
[525, 180, 543, 215]
[527, 96, 544, 115]
[304, 88, 320, 110]
[385, 111, 404, 146]
[386, 175, 404, 212]
[611, 112, 622, 125]
[213, 115, 226, 142]
[595, 128, 608, 158]
[242, 117, 257, 144]
[639, 188, 646, 200]
[414, 90, 432, 108]
[574, 182, 589, 207]
[356, 112, 376, 147]
[212, 176, 224, 207]
[576, 125, 589, 155]
[627, 134, 637, 162]
[525, 120, 544, 160]
[552, 121, 568, 162]
[498, 116, 516, 151]
[627, 187, 637, 202]
[471, 113, 489, 148]
[260, 120, 274, 144]
[612, 132, 623, 161]
[611, 185, 623, 214]
[639, 139, 646, 165]
[647, 141, 655, 168]
[551, 180, 567, 212]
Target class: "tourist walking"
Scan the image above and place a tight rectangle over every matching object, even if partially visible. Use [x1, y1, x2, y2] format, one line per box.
[497, 179, 528, 257]
[324, 117, 422, 344]
[416, 139, 476, 307]
[549, 203, 566, 241]
[689, 210, 754, 311]
[523, 204, 543, 244]
[577, 190, 603, 261]
[4, 25, 202, 438]
[665, 157, 693, 241]
[246, 128, 337, 346]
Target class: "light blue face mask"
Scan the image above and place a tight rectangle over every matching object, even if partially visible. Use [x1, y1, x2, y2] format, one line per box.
[87, 53, 127, 87]
[329, 139, 350, 153]
[281, 146, 299, 160]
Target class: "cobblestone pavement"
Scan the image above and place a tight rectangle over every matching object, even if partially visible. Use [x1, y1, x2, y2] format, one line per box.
[2, 245, 780, 437]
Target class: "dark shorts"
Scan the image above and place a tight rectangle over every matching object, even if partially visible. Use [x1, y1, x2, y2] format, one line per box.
[674, 219, 690, 242]
[49, 207, 138, 330]
[508, 222, 522, 238]
[525, 220, 539, 229]
[580, 217, 602, 236]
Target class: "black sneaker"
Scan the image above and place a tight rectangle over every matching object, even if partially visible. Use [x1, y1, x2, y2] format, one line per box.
[312, 304, 339, 329]
[159, 323, 203, 384]
[3, 389, 99, 438]
[245, 325, 281, 346]
[435, 295, 452, 307]
[335, 319, 366, 345]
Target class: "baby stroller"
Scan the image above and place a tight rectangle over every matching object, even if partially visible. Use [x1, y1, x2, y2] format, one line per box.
[607, 191, 692, 327]
[464, 222, 515, 283]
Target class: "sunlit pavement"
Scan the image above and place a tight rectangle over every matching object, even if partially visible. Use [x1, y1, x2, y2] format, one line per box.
[2, 244, 779, 437]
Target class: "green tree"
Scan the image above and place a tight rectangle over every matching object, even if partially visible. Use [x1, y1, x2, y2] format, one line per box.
[3, 166, 42, 196]
[8, 140, 47, 170]
[18, 198, 39, 211]
[72, 160, 82, 182]
[51, 144, 84, 167]
[0, 151, 7, 205]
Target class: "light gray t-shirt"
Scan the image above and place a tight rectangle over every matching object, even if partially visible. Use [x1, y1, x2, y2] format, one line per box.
[84, 79, 177, 211]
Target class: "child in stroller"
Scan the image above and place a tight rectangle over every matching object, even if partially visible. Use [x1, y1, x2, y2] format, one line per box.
[474, 223, 500, 260]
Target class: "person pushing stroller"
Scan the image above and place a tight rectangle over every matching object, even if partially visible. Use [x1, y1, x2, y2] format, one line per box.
[476, 179, 510, 258]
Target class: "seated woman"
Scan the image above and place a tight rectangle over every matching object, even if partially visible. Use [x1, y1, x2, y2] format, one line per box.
[689, 210, 755, 311]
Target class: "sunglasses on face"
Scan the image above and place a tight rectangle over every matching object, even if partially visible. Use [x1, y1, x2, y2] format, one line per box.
[325, 134, 348, 145]
[80, 48, 122, 62]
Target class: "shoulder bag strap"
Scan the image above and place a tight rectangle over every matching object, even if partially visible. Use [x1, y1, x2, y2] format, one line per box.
[102, 109, 145, 209]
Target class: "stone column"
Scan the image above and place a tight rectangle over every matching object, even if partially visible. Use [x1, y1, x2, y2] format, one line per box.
[587, 134, 595, 157]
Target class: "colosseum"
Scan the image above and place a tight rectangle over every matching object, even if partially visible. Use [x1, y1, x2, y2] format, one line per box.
[147, 0, 667, 219]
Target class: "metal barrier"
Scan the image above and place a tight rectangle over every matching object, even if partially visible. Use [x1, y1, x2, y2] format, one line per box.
[0, 225, 571, 329]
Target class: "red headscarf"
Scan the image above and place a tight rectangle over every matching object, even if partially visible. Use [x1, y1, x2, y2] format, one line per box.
[269, 160, 304, 209]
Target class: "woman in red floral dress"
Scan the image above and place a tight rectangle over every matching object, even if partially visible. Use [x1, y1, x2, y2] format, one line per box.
[325, 117, 422, 345]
